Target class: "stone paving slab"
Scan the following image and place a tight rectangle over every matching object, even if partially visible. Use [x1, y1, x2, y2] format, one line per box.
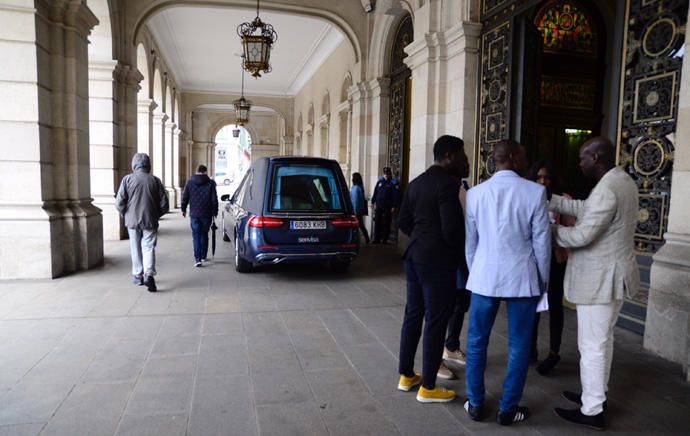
[0, 212, 689, 435]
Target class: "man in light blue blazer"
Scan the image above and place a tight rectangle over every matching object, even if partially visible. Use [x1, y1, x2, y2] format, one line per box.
[463, 140, 551, 426]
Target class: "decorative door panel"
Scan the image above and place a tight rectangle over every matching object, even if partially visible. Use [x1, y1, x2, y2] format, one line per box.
[476, 20, 514, 182]
[617, 0, 688, 255]
[388, 15, 413, 185]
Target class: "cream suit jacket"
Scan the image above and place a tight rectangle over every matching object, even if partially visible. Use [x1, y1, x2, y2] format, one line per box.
[549, 167, 639, 305]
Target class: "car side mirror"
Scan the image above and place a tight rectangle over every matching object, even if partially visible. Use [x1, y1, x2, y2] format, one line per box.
[221, 194, 230, 202]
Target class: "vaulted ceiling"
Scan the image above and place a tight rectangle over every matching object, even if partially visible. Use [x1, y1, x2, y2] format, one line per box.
[146, 6, 344, 97]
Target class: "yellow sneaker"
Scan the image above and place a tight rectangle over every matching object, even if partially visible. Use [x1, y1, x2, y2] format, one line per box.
[416, 386, 456, 403]
[397, 373, 422, 392]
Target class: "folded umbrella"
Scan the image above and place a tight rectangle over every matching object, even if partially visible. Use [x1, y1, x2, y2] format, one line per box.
[211, 218, 218, 259]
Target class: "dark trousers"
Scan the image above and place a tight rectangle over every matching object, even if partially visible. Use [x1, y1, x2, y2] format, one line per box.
[399, 261, 455, 389]
[532, 258, 567, 354]
[445, 288, 472, 351]
[190, 216, 212, 261]
[373, 208, 392, 242]
[356, 214, 370, 243]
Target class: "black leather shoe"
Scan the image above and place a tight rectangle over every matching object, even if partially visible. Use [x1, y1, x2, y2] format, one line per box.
[144, 276, 157, 292]
[554, 407, 605, 431]
[536, 353, 560, 375]
[497, 406, 530, 425]
[562, 391, 608, 411]
[463, 400, 484, 421]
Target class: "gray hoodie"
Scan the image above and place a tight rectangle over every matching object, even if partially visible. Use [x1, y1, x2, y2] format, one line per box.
[115, 153, 170, 229]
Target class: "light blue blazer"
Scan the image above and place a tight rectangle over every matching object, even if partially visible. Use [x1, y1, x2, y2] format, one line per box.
[465, 170, 551, 298]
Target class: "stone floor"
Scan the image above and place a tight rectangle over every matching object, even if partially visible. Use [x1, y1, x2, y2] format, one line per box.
[1, 212, 689, 436]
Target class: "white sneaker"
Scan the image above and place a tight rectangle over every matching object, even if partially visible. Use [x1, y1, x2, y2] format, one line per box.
[194, 261, 202, 267]
[437, 362, 456, 380]
[443, 347, 466, 365]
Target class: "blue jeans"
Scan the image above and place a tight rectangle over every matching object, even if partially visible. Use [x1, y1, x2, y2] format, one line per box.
[190, 216, 212, 261]
[465, 293, 539, 412]
[399, 261, 456, 389]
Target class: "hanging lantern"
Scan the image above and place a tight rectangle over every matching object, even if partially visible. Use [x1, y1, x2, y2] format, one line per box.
[232, 125, 241, 138]
[233, 64, 252, 125]
[237, 0, 278, 78]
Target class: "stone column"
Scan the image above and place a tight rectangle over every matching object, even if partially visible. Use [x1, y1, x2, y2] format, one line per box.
[137, 99, 155, 156]
[88, 59, 121, 240]
[152, 113, 167, 181]
[112, 63, 143, 240]
[366, 78, 391, 188]
[0, 0, 102, 278]
[165, 122, 177, 206]
[185, 139, 193, 182]
[404, 21, 482, 180]
[173, 127, 183, 207]
[645, 15, 690, 381]
[190, 141, 213, 176]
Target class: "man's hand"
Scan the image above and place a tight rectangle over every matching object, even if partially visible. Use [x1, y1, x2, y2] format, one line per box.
[182, 211, 186, 218]
[390, 208, 396, 214]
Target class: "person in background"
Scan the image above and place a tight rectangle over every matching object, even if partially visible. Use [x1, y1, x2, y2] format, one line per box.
[464, 140, 551, 425]
[528, 160, 575, 376]
[396, 135, 469, 404]
[438, 176, 472, 381]
[371, 166, 400, 244]
[350, 172, 371, 244]
[115, 153, 169, 293]
[181, 165, 219, 267]
[551, 137, 639, 431]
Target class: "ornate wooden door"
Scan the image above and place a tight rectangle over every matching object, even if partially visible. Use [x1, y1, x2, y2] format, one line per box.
[616, 0, 688, 330]
[388, 14, 413, 186]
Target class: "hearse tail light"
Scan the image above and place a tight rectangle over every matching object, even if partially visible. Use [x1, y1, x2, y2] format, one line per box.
[331, 216, 359, 228]
[249, 216, 284, 228]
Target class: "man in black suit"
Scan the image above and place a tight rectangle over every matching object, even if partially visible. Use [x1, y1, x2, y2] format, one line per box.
[396, 135, 469, 403]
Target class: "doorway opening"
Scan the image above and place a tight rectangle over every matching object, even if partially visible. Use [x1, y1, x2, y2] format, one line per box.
[528, 0, 607, 198]
[214, 125, 252, 198]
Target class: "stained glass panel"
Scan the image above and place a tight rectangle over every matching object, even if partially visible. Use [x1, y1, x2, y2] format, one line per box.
[535, 1, 597, 56]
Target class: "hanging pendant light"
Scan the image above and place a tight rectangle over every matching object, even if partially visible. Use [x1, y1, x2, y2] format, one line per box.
[237, 0, 278, 78]
[233, 64, 252, 125]
[232, 124, 241, 138]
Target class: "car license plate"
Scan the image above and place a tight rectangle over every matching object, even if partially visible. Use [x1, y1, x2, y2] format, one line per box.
[290, 220, 326, 230]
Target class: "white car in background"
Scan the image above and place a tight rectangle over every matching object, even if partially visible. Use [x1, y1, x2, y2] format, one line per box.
[214, 172, 232, 186]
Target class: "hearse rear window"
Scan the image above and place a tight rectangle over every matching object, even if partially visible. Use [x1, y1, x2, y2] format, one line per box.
[270, 165, 344, 212]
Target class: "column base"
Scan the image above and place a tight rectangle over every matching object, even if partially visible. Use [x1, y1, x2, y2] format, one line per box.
[174, 187, 183, 208]
[166, 187, 178, 209]
[0, 204, 60, 279]
[644, 236, 690, 381]
[94, 195, 126, 240]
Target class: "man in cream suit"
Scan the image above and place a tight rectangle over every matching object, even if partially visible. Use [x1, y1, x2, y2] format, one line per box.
[464, 140, 551, 426]
[551, 137, 639, 431]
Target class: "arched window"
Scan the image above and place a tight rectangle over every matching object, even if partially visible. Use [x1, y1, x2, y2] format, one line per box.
[214, 125, 252, 193]
[535, 1, 598, 57]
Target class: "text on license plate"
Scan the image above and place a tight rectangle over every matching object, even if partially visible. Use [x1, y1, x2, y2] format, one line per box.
[290, 220, 326, 230]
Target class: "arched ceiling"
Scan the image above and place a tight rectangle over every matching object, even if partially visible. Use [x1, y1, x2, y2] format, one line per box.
[146, 6, 345, 96]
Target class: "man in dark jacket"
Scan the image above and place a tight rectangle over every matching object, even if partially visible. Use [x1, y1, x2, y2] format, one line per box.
[115, 153, 169, 292]
[181, 165, 218, 267]
[395, 135, 469, 404]
[371, 166, 400, 243]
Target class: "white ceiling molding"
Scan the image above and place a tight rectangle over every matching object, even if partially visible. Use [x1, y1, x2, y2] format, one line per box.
[146, 6, 344, 96]
[286, 26, 344, 96]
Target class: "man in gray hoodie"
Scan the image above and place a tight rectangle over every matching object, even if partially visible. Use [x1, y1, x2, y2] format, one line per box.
[115, 153, 169, 292]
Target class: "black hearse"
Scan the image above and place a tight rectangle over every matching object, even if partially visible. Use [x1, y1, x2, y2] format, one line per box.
[220, 157, 360, 272]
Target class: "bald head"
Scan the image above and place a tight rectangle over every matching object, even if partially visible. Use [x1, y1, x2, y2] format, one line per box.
[493, 139, 527, 174]
[583, 137, 616, 167]
[579, 136, 616, 182]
